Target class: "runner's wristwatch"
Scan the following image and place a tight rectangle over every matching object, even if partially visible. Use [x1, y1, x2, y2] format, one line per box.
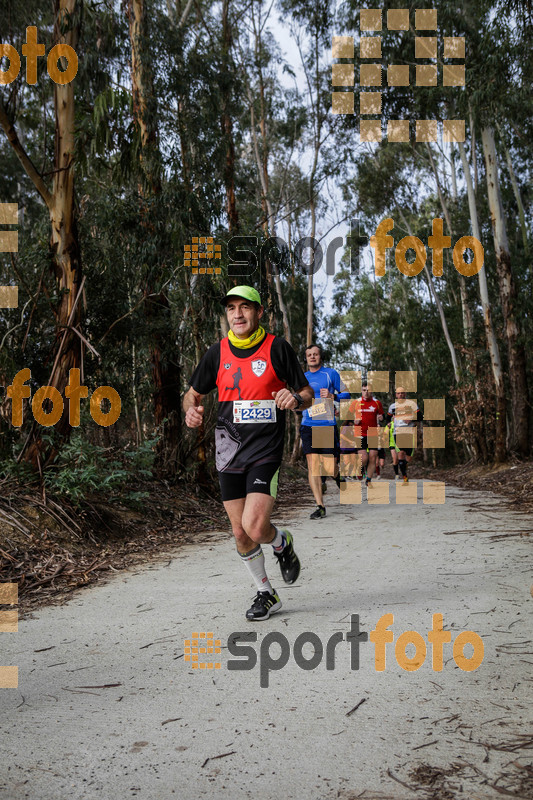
[291, 392, 305, 409]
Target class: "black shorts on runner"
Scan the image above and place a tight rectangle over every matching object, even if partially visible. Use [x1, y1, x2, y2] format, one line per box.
[358, 435, 378, 452]
[339, 424, 358, 454]
[390, 435, 414, 458]
[218, 462, 280, 502]
[378, 448, 385, 459]
[301, 424, 340, 456]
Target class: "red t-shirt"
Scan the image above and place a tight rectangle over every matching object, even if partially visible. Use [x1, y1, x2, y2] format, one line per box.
[349, 397, 384, 435]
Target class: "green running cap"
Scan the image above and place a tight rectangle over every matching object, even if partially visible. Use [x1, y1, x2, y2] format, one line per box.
[223, 285, 261, 305]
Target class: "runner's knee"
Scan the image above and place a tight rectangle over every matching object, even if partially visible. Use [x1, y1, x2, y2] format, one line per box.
[233, 527, 252, 550]
[242, 522, 268, 542]
[241, 510, 271, 542]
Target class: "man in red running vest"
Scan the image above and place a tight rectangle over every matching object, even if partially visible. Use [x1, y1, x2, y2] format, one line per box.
[183, 286, 313, 621]
[352, 382, 384, 488]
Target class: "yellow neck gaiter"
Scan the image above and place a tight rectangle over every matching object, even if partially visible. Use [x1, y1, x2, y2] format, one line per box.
[228, 325, 266, 350]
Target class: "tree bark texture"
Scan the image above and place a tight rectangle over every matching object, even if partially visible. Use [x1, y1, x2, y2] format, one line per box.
[127, 0, 182, 472]
[481, 127, 529, 456]
[458, 141, 507, 462]
[221, 0, 239, 235]
[0, 0, 82, 467]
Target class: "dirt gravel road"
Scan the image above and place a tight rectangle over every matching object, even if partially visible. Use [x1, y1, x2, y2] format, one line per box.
[1, 481, 531, 799]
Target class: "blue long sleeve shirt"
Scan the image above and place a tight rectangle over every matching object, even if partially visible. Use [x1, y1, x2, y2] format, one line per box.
[301, 366, 350, 427]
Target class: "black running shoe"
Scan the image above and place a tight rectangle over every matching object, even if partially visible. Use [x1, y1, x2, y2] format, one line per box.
[310, 505, 326, 519]
[246, 589, 282, 621]
[274, 530, 301, 584]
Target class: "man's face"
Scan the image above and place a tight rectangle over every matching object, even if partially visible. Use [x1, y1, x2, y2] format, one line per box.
[362, 386, 371, 400]
[226, 298, 263, 338]
[396, 391, 407, 402]
[306, 347, 321, 368]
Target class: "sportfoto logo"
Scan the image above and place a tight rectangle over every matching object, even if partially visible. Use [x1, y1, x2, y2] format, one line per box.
[184, 237, 222, 274]
[186, 217, 483, 280]
[332, 7, 466, 143]
[187, 613, 485, 688]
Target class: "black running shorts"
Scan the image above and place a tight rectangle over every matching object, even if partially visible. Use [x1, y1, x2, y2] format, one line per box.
[390, 434, 414, 458]
[218, 462, 281, 502]
[300, 424, 340, 456]
[359, 435, 378, 452]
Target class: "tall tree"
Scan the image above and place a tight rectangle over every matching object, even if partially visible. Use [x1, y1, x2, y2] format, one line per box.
[0, 0, 82, 466]
[221, 0, 239, 235]
[127, 0, 182, 473]
[280, 0, 334, 344]
[482, 127, 529, 455]
[241, 0, 292, 341]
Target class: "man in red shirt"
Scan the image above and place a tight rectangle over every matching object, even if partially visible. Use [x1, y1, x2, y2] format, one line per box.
[352, 382, 384, 488]
[183, 286, 313, 621]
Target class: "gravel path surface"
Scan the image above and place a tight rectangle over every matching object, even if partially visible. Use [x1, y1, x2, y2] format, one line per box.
[1, 481, 531, 799]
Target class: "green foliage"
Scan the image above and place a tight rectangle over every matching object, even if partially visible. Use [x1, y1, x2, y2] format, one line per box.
[41, 435, 157, 507]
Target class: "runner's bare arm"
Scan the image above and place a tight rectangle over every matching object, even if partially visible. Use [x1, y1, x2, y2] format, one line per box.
[183, 387, 205, 428]
[296, 385, 314, 409]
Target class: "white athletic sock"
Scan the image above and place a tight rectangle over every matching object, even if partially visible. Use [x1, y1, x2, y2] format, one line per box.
[239, 545, 273, 593]
[270, 525, 285, 552]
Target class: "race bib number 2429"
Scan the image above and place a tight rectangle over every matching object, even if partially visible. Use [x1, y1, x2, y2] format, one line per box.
[233, 399, 277, 423]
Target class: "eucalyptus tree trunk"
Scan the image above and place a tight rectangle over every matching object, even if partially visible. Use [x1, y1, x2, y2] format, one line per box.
[0, 0, 82, 467]
[398, 207, 476, 459]
[221, 0, 239, 235]
[245, 0, 296, 456]
[502, 147, 529, 254]
[425, 145, 483, 459]
[127, 0, 181, 473]
[252, 11, 274, 325]
[481, 127, 529, 456]
[496, 125, 529, 254]
[249, 100, 292, 343]
[193, 318, 208, 483]
[303, 34, 323, 346]
[469, 110, 479, 191]
[398, 209, 460, 382]
[426, 144, 473, 343]
[458, 141, 506, 462]
[251, 98, 298, 458]
[307, 191, 317, 347]
[450, 143, 458, 199]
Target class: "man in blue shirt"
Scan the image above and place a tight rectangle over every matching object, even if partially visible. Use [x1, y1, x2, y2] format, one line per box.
[300, 344, 349, 518]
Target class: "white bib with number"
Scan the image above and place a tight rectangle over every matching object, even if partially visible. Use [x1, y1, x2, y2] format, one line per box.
[308, 401, 327, 418]
[233, 399, 277, 424]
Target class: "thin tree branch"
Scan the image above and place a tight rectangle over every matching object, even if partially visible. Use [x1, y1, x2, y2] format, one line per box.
[0, 99, 53, 209]
[0, 298, 33, 351]
[60, 325, 101, 360]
